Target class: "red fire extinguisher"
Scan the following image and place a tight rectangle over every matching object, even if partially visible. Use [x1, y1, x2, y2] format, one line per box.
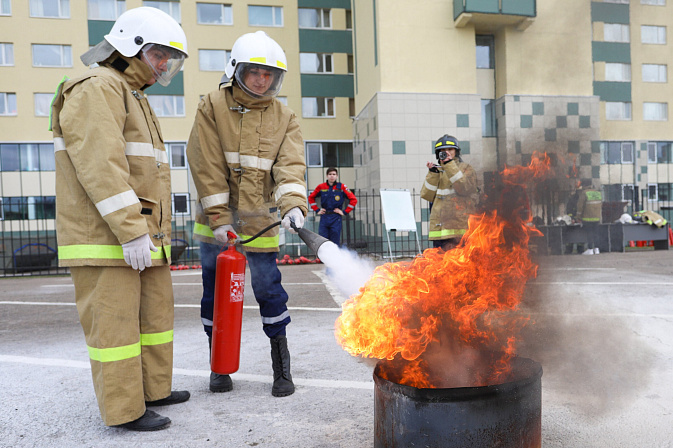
[211, 234, 246, 375]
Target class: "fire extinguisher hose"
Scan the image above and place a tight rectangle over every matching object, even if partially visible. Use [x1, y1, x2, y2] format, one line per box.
[236, 220, 282, 245]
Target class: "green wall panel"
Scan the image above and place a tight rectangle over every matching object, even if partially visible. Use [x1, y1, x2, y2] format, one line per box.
[300, 74, 354, 97]
[299, 29, 353, 53]
[501, 0, 536, 16]
[298, 0, 351, 9]
[593, 81, 631, 102]
[88, 20, 114, 46]
[146, 71, 184, 95]
[591, 2, 629, 25]
[592, 41, 631, 63]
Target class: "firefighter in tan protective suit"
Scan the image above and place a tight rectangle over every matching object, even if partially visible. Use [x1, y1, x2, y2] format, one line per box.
[187, 31, 307, 398]
[574, 179, 603, 254]
[421, 135, 478, 251]
[50, 8, 189, 431]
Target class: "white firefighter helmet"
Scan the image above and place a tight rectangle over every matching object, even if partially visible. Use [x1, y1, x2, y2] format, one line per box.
[104, 7, 188, 86]
[225, 31, 287, 99]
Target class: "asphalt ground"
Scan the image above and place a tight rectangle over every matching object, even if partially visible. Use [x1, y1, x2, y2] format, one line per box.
[1, 250, 672, 447]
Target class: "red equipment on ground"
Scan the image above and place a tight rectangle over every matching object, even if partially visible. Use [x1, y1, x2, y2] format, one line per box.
[211, 239, 246, 375]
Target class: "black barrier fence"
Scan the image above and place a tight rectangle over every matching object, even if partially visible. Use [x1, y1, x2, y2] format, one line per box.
[1, 190, 434, 277]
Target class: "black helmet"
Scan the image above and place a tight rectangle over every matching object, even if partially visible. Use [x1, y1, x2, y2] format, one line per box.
[434, 134, 461, 160]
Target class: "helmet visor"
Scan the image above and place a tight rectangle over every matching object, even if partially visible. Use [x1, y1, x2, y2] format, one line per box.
[141, 43, 186, 87]
[234, 63, 285, 99]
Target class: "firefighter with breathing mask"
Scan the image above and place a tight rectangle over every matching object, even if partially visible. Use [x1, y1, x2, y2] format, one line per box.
[421, 135, 478, 251]
[187, 31, 307, 397]
[50, 7, 189, 431]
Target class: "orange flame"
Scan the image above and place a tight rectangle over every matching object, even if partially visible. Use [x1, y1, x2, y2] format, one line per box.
[335, 152, 553, 388]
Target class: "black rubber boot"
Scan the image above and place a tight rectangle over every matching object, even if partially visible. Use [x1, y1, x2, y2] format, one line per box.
[270, 335, 295, 397]
[208, 336, 233, 393]
[117, 410, 171, 431]
[145, 390, 190, 407]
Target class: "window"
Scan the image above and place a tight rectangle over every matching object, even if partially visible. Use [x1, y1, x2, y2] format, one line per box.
[476, 35, 495, 69]
[148, 95, 185, 117]
[647, 184, 658, 201]
[643, 102, 668, 120]
[647, 142, 672, 163]
[0, 143, 55, 171]
[605, 101, 632, 120]
[0, 0, 10, 15]
[305, 142, 353, 167]
[641, 25, 666, 44]
[197, 3, 232, 25]
[34, 93, 53, 117]
[642, 0, 665, 5]
[2, 196, 56, 220]
[601, 141, 634, 164]
[481, 99, 496, 137]
[32, 44, 72, 67]
[276, 96, 288, 106]
[0, 93, 17, 116]
[199, 49, 230, 71]
[298, 8, 331, 28]
[88, 0, 124, 20]
[30, 0, 70, 18]
[143, 1, 179, 22]
[605, 0, 629, 3]
[248, 5, 282, 26]
[642, 64, 667, 82]
[346, 10, 352, 29]
[167, 142, 186, 168]
[347, 55, 354, 74]
[302, 97, 335, 118]
[172, 193, 190, 216]
[605, 63, 631, 81]
[658, 183, 673, 201]
[604, 24, 630, 42]
[0, 43, 14, 65]
[300, 53, 333, 73]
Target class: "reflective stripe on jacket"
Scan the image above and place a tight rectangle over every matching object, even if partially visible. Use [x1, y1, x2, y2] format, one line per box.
[187, 84, 307, 253]
[420, 160, 478, 241]
[51, 54, 172, 266]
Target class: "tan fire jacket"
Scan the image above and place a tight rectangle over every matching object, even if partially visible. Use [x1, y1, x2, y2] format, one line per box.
[187, 84, 307, 252]
[421, 160, 478, 241]
[51, 54, 172, 267]
[576, 189, 603, 223]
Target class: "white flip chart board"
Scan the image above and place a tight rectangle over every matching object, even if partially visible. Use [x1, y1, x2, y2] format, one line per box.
[380, 189, 417, 232]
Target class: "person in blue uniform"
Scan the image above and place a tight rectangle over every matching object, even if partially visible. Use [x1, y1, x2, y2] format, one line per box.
[308, 167, 358, 246]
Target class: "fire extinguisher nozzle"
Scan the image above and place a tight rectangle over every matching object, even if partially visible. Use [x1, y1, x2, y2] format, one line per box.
[296, 227, 331, 254]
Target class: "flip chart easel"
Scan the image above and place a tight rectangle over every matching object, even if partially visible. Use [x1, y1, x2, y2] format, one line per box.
[379, 189, 422, 258]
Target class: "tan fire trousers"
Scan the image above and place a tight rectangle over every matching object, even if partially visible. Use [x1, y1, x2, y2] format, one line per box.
[70, 265, 174, 426]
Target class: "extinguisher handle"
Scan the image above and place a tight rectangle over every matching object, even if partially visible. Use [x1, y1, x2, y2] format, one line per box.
[227, 231, 237, 241]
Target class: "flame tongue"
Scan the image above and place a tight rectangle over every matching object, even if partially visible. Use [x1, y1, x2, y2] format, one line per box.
[335, 152, 552, 388]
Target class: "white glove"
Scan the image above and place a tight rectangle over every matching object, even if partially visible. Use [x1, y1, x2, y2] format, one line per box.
[281, 207, 305, 234]
[213, 225, 237, 243]
[122, 233, 157, 271]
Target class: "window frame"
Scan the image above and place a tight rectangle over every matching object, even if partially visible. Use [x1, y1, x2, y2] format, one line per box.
[0, 0, 11, 16]
[297, 7, 332, 29]
[605, 62, 631, 82]
[605, 101, 632, 120]
[641, 0, 665, 4]
[306, 143, 323, 167]
[299, 52, 334, 74]
[0, 43, 14, 66]
[641, 25, 666, 44]
[147, 95, 186, 117]
[196, 2, 233, 25]
[88, 0, 125, 20]
[0, 92, 17, 116]
[32, 44, 73, 68]
[604, 23, 630, 43]
[166, 142, 187, 169]
[642, 63, 667, 82]
[602, 141, 634, 164]
[34, 93, 53, 117]
[301, 97, 335, 118]
[643, 102, 668, 121]
[29, 0, 70, 18]
[171, 193, 191, 216]
[143, 0, 180, 23]
[248, 5, 283, 27]
[198, 49, 231, 71]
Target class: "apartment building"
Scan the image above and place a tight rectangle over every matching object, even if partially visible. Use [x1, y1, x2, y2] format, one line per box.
[0, 0, 354, 259]
[351, 0, 673, 226]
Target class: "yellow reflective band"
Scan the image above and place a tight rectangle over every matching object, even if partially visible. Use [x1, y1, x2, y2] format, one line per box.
[170, 41, 184, 50]
[58, 244, 170, 260]
[429, 229, 467, 238]
[250, 57, 267, 64]
[447, 141, 455, 146]
[88, 341, 141, 363]
[435, 142, 443, 147]
[194, 222, 215, 238]
[239, 234, 280, 248]
[140, 330, 173, 346]
[582, 218, 600, 222]
[276, 60, 287, 69]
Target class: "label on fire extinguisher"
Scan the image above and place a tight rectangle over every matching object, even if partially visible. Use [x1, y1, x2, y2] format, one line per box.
[230, 273, 244, 302]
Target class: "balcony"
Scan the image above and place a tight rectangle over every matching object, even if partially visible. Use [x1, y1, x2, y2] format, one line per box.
[453, 0, 536, 31]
